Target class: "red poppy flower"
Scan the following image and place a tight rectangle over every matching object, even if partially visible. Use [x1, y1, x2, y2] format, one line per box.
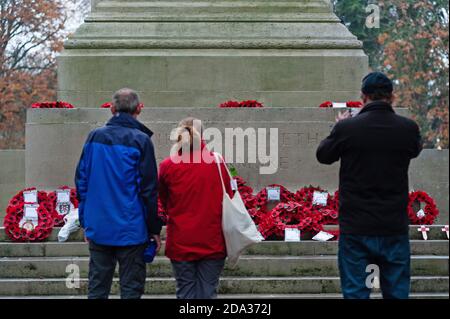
[319, 101, 333, 108]
[346, 101, 363, 108]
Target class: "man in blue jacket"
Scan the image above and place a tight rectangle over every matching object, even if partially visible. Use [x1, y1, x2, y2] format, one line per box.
[75, 88, 161, 299]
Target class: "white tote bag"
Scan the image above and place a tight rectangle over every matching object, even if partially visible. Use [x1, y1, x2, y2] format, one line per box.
[213, 153, 264, 268]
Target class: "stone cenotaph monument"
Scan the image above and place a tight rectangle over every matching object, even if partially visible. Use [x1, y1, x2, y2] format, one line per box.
[23, 0, 447, 222]
[0, 0, 447, 299]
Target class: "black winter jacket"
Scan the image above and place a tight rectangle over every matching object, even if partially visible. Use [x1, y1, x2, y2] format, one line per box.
[317, 101, 423, 236]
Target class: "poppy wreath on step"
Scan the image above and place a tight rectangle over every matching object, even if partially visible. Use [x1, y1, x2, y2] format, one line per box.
[407, 190, 439, 225]
[47, 186, 79, 227]
[295, 186, 333, 208]
[257, 201, 326, 240]
[254, 184, 296, 213]
[294, 186, 339, 224]
[3, 188, 53, 242]
[269, 201, 306, 239]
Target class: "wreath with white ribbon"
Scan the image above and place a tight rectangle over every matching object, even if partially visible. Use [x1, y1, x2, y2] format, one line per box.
[408, 190, 439, 225]
[47, 186, 79, 227]
[3, 188, 54, 242]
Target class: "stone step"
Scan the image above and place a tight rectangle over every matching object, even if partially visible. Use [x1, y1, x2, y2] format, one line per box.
[0, 292, 448, 299]
[0, 240, 448, 257]
[0, 256, 447, 278]
[0, 276, 447, 296]
[1, 225, 448, 242]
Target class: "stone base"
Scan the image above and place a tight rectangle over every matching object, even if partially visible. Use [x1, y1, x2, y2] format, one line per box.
[23, 107, 449, 223]
[26, 107, 343, 190]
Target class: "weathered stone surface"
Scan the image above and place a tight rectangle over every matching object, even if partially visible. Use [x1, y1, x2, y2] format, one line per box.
[0, 150, 25, 218]
[26, 107, 341, 191]
[58, 0, 368, 107]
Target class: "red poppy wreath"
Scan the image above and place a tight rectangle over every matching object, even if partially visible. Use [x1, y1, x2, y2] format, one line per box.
[254, 184, 296, 213]
[3, 188, 54, 242]
[47, 186, 79, 226]
[407, 190, 439, 225]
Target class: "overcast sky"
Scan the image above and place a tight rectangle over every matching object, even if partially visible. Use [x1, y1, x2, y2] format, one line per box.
[65, 0, 90, 33]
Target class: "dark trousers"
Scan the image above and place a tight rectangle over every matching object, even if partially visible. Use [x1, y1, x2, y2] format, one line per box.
[338, 234, 411, 299]
[171, 259, 225, 299]
[88, 241, 147, 299]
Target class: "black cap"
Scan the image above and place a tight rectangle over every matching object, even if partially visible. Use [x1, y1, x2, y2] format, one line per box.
[361, 72, 393, 95]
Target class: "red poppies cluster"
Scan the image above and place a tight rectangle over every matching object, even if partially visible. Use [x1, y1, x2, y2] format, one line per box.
[407, 190, 439, 225]
[246, 185, 339, 240]
[219, 100, 264, 108]
[3, 186, 78, 242]
[5, 183, 437, 243]
[319, 101, 363, 108]
[233, 178, 438, 240]
[101, 102, 113, 108]
[234, 176, 256, 209]
[346, 101, 363, 108]
[31, 101, 75, 109]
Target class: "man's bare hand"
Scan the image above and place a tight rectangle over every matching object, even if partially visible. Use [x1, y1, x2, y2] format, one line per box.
[151, 234, 161, 253]
[84, 234, 89, 243]
[336, 110, 352, 123]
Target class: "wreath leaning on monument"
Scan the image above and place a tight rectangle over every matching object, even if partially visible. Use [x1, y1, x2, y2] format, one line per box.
[47, 186, 79, 227]
[3, 188, 54, 242]
[407, 190, 440, 225]
[254, 184, 296, 213]
[256, 201, 327, 240]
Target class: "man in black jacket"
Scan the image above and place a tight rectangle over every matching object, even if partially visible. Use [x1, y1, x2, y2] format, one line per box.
[316, 72, 423, 299]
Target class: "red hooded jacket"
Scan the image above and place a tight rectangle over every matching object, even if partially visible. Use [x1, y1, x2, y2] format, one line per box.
[158, 146, 233, 262]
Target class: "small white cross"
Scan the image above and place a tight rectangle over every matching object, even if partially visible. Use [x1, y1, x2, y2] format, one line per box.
[418, 226, 430, 240]
[442, 225, 449, 240]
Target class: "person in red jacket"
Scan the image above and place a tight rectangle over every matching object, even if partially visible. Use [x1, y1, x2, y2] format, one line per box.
[158, 117, 233, 299]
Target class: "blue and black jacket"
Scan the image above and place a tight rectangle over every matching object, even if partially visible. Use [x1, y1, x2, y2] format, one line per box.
[75, 112, 161, 246]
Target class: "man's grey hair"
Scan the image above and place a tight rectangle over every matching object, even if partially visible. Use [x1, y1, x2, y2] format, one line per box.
[112, 88, 140, 114]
